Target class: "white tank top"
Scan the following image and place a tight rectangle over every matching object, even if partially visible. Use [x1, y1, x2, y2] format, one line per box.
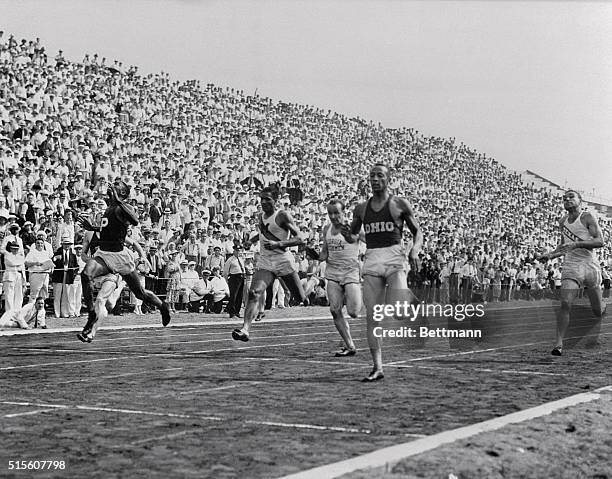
[325, 224, 360, 273]
[562, 212, 595, 264]
[259, 210, 290, 259]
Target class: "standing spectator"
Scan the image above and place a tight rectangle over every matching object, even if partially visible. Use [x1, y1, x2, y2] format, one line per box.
[3, 241, 25, 311]
[70, 243, 86, 316]
[1, 222, 24, 256]
[205, 245, 225, 271]
[51, 236, 78, 318]
[24, 237, 54, 299]
[460, 257, 477, 303]
[224, 245, 246, 318]
[602, 265, 611, 299]
[164, 249, 181, 313]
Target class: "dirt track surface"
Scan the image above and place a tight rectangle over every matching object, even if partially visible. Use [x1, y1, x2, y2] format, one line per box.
[341, 391, 612, 479]
[1, 304, 611, 478]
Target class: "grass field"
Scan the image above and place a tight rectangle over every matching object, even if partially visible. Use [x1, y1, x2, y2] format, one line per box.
[1, 301, 611, 478]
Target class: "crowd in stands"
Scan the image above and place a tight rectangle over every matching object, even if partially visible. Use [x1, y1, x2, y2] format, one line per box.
[0, 32, 611, 326]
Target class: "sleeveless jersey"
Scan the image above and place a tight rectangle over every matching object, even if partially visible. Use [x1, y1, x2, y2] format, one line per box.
[259, 210, 290, 259]
[325, 224, 360, 274]
[99, 205, 129, 252]
[363, 196, 402, 249]
[562, 212, 596, 264]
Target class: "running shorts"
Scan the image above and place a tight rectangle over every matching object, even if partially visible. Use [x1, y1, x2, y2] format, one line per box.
[94, 249, 135, 276]
[362, 244, 406, 278]
[561, 261, 601, 289]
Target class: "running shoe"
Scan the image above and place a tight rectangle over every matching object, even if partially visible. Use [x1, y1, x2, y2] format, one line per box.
[232, 328, 249, 342]
[77, 331, 93, 343]
[334, 347, 357, 357]
[362, 370, 384, 382]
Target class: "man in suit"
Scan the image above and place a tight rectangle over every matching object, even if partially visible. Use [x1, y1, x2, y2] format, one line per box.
[0, 297, 46, 329]
[51, 236, 79, 318]
[224, 245, 246, 318]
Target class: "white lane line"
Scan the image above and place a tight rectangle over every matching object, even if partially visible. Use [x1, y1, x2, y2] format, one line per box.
[279, 385, 612, 479]
[9, 330, 345, 354]
[78, 331, 332, 350]
[0, 401, 205, 420]
[0, 340, 322, 371]
[4, 409, 50, 418]
[384, 329, 612, 366]
[44, 321, 341, 343]
[0, 316, 332, 336]
[0, 400, 378, 437]
[244, 420, 372, 434]
[386, 364, 566, 377]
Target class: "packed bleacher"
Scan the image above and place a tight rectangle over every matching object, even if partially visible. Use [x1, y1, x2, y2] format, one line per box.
[0, 32, 610, 324]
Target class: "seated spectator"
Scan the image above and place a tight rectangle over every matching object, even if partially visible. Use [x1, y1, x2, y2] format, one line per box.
[205, 266, 229, 314]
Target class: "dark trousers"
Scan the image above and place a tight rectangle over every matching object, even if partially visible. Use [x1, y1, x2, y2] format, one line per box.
[200, 293, 227, 314]
[265, 282, 274, 310]
[227, 274, 245, 316]
[449, 273, 460, 304]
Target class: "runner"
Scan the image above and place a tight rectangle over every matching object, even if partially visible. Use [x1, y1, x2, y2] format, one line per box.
[77, 180, 170, 342]
[349, 164, 422, 381]
[231, 185, 307, 341]
[307, 199, 362, 357]
[538, 190, 606, 355]
[74, 229, 135, 342]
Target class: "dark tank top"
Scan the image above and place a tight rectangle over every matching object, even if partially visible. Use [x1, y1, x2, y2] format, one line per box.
[98, 205, 129, 252]
[363, 195, 403, 249]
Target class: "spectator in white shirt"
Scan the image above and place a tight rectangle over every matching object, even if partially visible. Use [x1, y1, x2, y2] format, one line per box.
[3, 241, 26, 311]
[207, 266, 229, 313]
[24, 237, 54, 299]
[0, 297, 46, 329]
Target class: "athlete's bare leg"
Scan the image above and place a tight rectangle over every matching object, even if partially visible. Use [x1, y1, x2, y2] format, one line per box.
[80, 259, 112, 335]
[344, 283, 363, 319]
[584, 285, 606, 347]
[553, 279, 581, 354]
[363, 274, 386, 378]
[328, 281, 357, 354]
[387, 271, 418, 321]
[235, 269, 276, 339]
[122, 271, 170, 326]
[90, 279, 119, 339]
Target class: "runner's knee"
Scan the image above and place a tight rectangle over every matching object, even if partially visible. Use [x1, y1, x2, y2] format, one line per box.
[248, 287, 264, 302]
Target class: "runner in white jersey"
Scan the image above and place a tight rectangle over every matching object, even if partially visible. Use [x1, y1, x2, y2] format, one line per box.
[307, 199, 362, 356]
[231, 185, 307, 342]
[539, 190, 606, 355]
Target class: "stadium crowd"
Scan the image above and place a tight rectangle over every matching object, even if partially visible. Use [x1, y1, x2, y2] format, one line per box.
[0, 32, 610, 325]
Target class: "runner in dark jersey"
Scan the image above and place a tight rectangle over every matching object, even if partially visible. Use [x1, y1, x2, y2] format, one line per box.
[349, 163, 423, 382]
[76, 180, 170, 342]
